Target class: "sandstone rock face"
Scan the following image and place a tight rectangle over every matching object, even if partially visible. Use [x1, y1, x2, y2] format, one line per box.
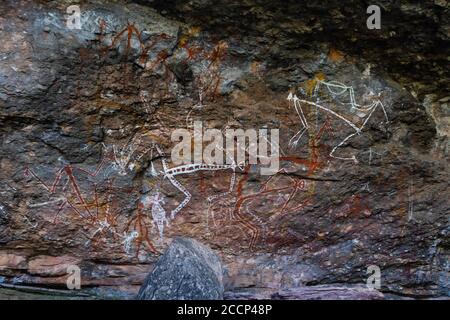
[28, 255, 81, 276]
[0, 0, 448, 299]
[0, 252, 27, 272]
[225, 285, 384, 300]
[138, 237, 223, 300]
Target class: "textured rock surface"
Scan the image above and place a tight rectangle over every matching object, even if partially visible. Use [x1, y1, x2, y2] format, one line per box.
[225, 284, 384, 300]
[0, 0, 448, 299]
[138, 237, 223, 300]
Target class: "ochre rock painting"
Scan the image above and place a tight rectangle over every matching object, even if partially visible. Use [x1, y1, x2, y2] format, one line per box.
[0, 0, 448, 299]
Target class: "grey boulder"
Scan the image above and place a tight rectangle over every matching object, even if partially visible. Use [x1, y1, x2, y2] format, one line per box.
[138, 237, 224, 300]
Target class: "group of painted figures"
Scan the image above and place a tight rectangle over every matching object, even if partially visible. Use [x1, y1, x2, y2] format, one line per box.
[24, 74, 389, 256]
[24, 21, 390, 256]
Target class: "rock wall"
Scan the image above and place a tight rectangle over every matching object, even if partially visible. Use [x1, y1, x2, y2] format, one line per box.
[0, 0, 448, 298]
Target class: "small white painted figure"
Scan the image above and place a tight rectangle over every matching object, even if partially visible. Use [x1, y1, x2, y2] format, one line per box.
[154, 143, 241, 219]
[103, 134, 152, 176]
[139, 90, 151, 114]
[361, 182, 371, 192]
[287, 79, 389, 163]
[361, 147, 383, 166]
[150, 161, 158, 177]
[287, 92, 309, 147]
[143, 193, 169, 241]
[122, 231, 139, 254]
